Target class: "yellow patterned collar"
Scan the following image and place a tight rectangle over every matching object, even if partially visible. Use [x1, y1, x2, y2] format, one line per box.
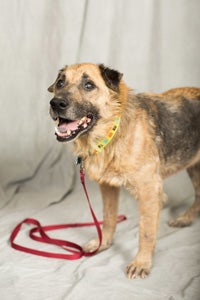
[90, 116, 121, 155]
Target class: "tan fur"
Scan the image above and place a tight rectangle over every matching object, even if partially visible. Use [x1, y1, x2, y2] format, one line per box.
[48, 63, 200, 279]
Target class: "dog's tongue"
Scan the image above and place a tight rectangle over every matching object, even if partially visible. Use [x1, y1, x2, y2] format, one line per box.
[58, 121, 78, 133]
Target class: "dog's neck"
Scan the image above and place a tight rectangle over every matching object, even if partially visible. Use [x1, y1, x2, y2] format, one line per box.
[89, 116, 121, 155]
[73, 115, 121, 158]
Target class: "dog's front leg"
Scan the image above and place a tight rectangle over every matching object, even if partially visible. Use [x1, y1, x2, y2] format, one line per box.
[127, 179, 162, 279]
[83, 183, 120, 253]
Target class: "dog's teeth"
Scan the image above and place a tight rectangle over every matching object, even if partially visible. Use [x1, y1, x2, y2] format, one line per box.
[86, 118, 91, 123]
[77, 120, 83, 126]
[78, 116, 87, 126]
[55, 126, 59, 134]
[67, 130, 71, 136]
[77, 116, 91, 129]
[55, 119, 59, 127]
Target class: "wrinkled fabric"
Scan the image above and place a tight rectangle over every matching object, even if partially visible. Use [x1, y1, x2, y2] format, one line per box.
[0, 0, 200, 299]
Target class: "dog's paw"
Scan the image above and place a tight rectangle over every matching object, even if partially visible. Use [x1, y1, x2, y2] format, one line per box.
[83, 238, 111, 253]
[126, 259, 151, 279]
[168, 216, 192, 227]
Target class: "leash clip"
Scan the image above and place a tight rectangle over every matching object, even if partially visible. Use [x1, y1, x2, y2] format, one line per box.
[76, 156, 83, 168]
[76, 156, 84, 179]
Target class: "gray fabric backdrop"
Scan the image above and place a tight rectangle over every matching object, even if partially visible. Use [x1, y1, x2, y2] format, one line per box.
[0, 1, 200, 299]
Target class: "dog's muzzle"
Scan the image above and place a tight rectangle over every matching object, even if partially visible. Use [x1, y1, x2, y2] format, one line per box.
[49, 97, 95, 142]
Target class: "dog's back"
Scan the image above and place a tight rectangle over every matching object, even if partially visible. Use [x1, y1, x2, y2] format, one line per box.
[162, 87, 200, 99]
[134, 88, 200, 177]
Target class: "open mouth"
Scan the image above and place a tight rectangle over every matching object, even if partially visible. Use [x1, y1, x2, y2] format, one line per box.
[54, 114, 94, 142]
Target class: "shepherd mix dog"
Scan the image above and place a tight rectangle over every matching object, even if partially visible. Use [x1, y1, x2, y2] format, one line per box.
[48, 63, 200, 279]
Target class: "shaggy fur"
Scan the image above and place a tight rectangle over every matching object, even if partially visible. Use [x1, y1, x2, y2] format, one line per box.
[48, 63, 200, 279]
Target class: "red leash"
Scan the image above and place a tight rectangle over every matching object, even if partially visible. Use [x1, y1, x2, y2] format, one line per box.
[10, 158, 126, 259]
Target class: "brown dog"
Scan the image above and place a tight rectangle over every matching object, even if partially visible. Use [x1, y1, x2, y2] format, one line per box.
[48, 63, 200, 279]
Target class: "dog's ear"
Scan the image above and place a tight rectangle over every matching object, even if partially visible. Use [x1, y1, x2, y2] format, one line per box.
[47, 66, 67, 93]
[99, 64, 123, 92]
[48, 84, 54, 93]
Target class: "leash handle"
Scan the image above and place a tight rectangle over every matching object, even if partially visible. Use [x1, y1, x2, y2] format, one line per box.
[10, 159, 127, 260]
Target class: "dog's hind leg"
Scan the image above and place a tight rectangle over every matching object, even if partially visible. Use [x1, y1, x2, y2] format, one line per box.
[83, 183, 120, 253]
[168, 162, 200, 227]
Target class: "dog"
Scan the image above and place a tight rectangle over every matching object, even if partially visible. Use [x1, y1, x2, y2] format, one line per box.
[48, 63, 200, 279]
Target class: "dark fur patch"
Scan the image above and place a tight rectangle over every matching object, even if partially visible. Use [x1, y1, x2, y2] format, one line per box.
[157, 99, 200, 161]
[69, 100, 100, 121]
[136, 94, 200, 163]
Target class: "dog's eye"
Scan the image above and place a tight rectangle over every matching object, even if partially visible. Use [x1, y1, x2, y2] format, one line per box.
[56, 79, 65, 89]
[84, 81, 95, 91]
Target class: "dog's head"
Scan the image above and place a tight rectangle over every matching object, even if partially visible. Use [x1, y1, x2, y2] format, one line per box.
[48, 63, 126, 142]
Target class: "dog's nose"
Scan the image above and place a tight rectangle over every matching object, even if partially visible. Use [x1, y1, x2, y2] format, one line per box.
[50, 98, 68, 111]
